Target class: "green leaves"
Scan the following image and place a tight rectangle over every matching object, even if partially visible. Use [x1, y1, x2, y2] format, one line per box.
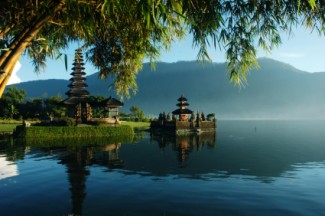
[1, 0, 325, 97]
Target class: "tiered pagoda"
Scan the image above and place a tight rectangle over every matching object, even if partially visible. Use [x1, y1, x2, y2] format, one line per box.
[172, 95, 193, 121]
[63, 48, 92, 123]
[64, 48, 89, 105]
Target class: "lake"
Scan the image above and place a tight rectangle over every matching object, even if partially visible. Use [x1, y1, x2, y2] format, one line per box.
[1, 120, 325, 215]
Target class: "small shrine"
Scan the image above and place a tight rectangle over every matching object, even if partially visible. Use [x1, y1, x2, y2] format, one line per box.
[150, 95, 216, 134]
[103, 96, 124, 119]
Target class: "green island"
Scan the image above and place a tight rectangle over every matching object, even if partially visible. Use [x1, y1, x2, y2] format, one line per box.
[0, 119, 150, 139]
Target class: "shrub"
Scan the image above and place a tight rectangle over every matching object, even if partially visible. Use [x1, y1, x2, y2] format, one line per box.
[58, 118, 75, 126]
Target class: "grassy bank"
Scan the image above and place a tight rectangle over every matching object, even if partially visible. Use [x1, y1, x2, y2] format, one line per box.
[14, 125, 134, 139]
[0, 119, 22, 124]
[0, 124, 20, 132]
[121, 121, 150, 128]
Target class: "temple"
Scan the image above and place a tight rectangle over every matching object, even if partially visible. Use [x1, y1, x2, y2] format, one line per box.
[150, 95, 216, 134]
[62, 48, 92, 123]
[172, 95, 193, 121]
[62, 49, 124, 125]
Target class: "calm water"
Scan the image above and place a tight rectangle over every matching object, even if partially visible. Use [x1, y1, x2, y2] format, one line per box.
[1, 120, 325, 215]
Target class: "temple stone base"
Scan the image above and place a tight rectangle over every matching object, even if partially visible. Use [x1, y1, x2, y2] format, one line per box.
[88, 118, 120, 125]
[150, 120, 216, 135]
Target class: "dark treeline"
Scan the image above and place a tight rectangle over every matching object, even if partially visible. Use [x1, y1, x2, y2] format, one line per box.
[0, 87, 148, 121]
[0, 86, 66, 120]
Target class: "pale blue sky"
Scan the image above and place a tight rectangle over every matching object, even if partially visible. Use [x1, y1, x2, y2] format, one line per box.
[9, 26, 325, 84]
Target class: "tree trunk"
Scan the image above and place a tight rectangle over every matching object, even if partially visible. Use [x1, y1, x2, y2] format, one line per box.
[0, 0, 65, 97]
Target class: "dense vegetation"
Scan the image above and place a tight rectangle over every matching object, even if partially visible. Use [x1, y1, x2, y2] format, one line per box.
[0, 86, 66, 120]
[1, 1, 324, 98]
[0, 86, 150, 122]
[14, 125, 134, 138]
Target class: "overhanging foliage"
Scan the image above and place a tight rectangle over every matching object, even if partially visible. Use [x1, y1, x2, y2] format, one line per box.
[0, 0, 324, 97]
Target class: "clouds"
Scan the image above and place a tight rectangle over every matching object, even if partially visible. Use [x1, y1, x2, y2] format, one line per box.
[7, 61, 22, 85]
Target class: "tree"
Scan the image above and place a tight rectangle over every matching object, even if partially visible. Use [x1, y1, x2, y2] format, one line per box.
[43, 96, 67, 117]
[21, 98, 44, 119]
[130, 105, 145, 120]
[0, 87, 26, 118]
[1, 1, 323, 98]
[87, 96, 106, 118]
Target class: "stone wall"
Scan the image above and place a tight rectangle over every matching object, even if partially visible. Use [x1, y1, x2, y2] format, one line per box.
[199, 121, 216, 129]
[176, 121, 192, 129]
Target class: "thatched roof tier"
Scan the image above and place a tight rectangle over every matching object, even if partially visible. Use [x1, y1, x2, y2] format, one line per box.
[72, 61, 85, 66]
[70, 71, 86, 76]
[172, 108, 193, 115]
[104, 96, 124, 107]
[65, 89, 89, 96]
[177, 95, 188, 102]
[176, 102, 189, 107]
[62, 97, 89, 105]
[68, 82, 88, 88]
[69, 77, 86, 81]
[71, 66, 85, 71]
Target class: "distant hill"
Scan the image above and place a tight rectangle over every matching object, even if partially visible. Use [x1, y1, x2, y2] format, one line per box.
[10, 58, 325, 119]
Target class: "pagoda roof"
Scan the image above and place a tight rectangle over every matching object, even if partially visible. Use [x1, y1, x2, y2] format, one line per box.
[177, 95, 188, 102]
[62, 97, 89, 105]
[70, 71, 86, 75]
[176, 102, 189, 107]
[72, 62, 85, 66]
[69, 77, 86, 81]
[68, 82, 88, 88]
[71, 67, 85, 71]
[104, 96, 124, 107]
[172, 108, 193, 115]
[65, 89, 90, 96]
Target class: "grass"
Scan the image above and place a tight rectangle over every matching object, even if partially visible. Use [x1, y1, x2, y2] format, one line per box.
[14, 125, 134, 138]
[0, 124, 20, 132]
[120, 121, 150, 128]
[0, 119, 22, 124]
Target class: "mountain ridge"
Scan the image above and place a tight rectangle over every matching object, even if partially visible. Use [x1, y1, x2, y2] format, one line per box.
[9, 58, 325, 119]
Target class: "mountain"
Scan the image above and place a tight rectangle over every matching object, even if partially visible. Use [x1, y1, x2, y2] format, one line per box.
[10, 58, 325, 120]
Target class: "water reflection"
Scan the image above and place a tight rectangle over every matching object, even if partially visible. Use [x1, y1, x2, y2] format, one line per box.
[47, 141, 128, 215]
[0, 155, 18, 180]
[1, 121, 325, 215]
[151, 132, 216, 166]
[0, 140, 28, 180]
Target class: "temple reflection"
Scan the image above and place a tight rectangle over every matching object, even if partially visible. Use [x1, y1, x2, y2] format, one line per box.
[57, 142, 124, 215]
[151, 132, 217, 165]
[93, 143, 124, 168]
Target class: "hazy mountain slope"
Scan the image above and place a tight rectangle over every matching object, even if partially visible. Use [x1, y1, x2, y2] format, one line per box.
[10, 58, 325, 119]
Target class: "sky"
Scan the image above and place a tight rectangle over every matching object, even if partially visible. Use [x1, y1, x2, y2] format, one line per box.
[8, 26, 325, 85]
